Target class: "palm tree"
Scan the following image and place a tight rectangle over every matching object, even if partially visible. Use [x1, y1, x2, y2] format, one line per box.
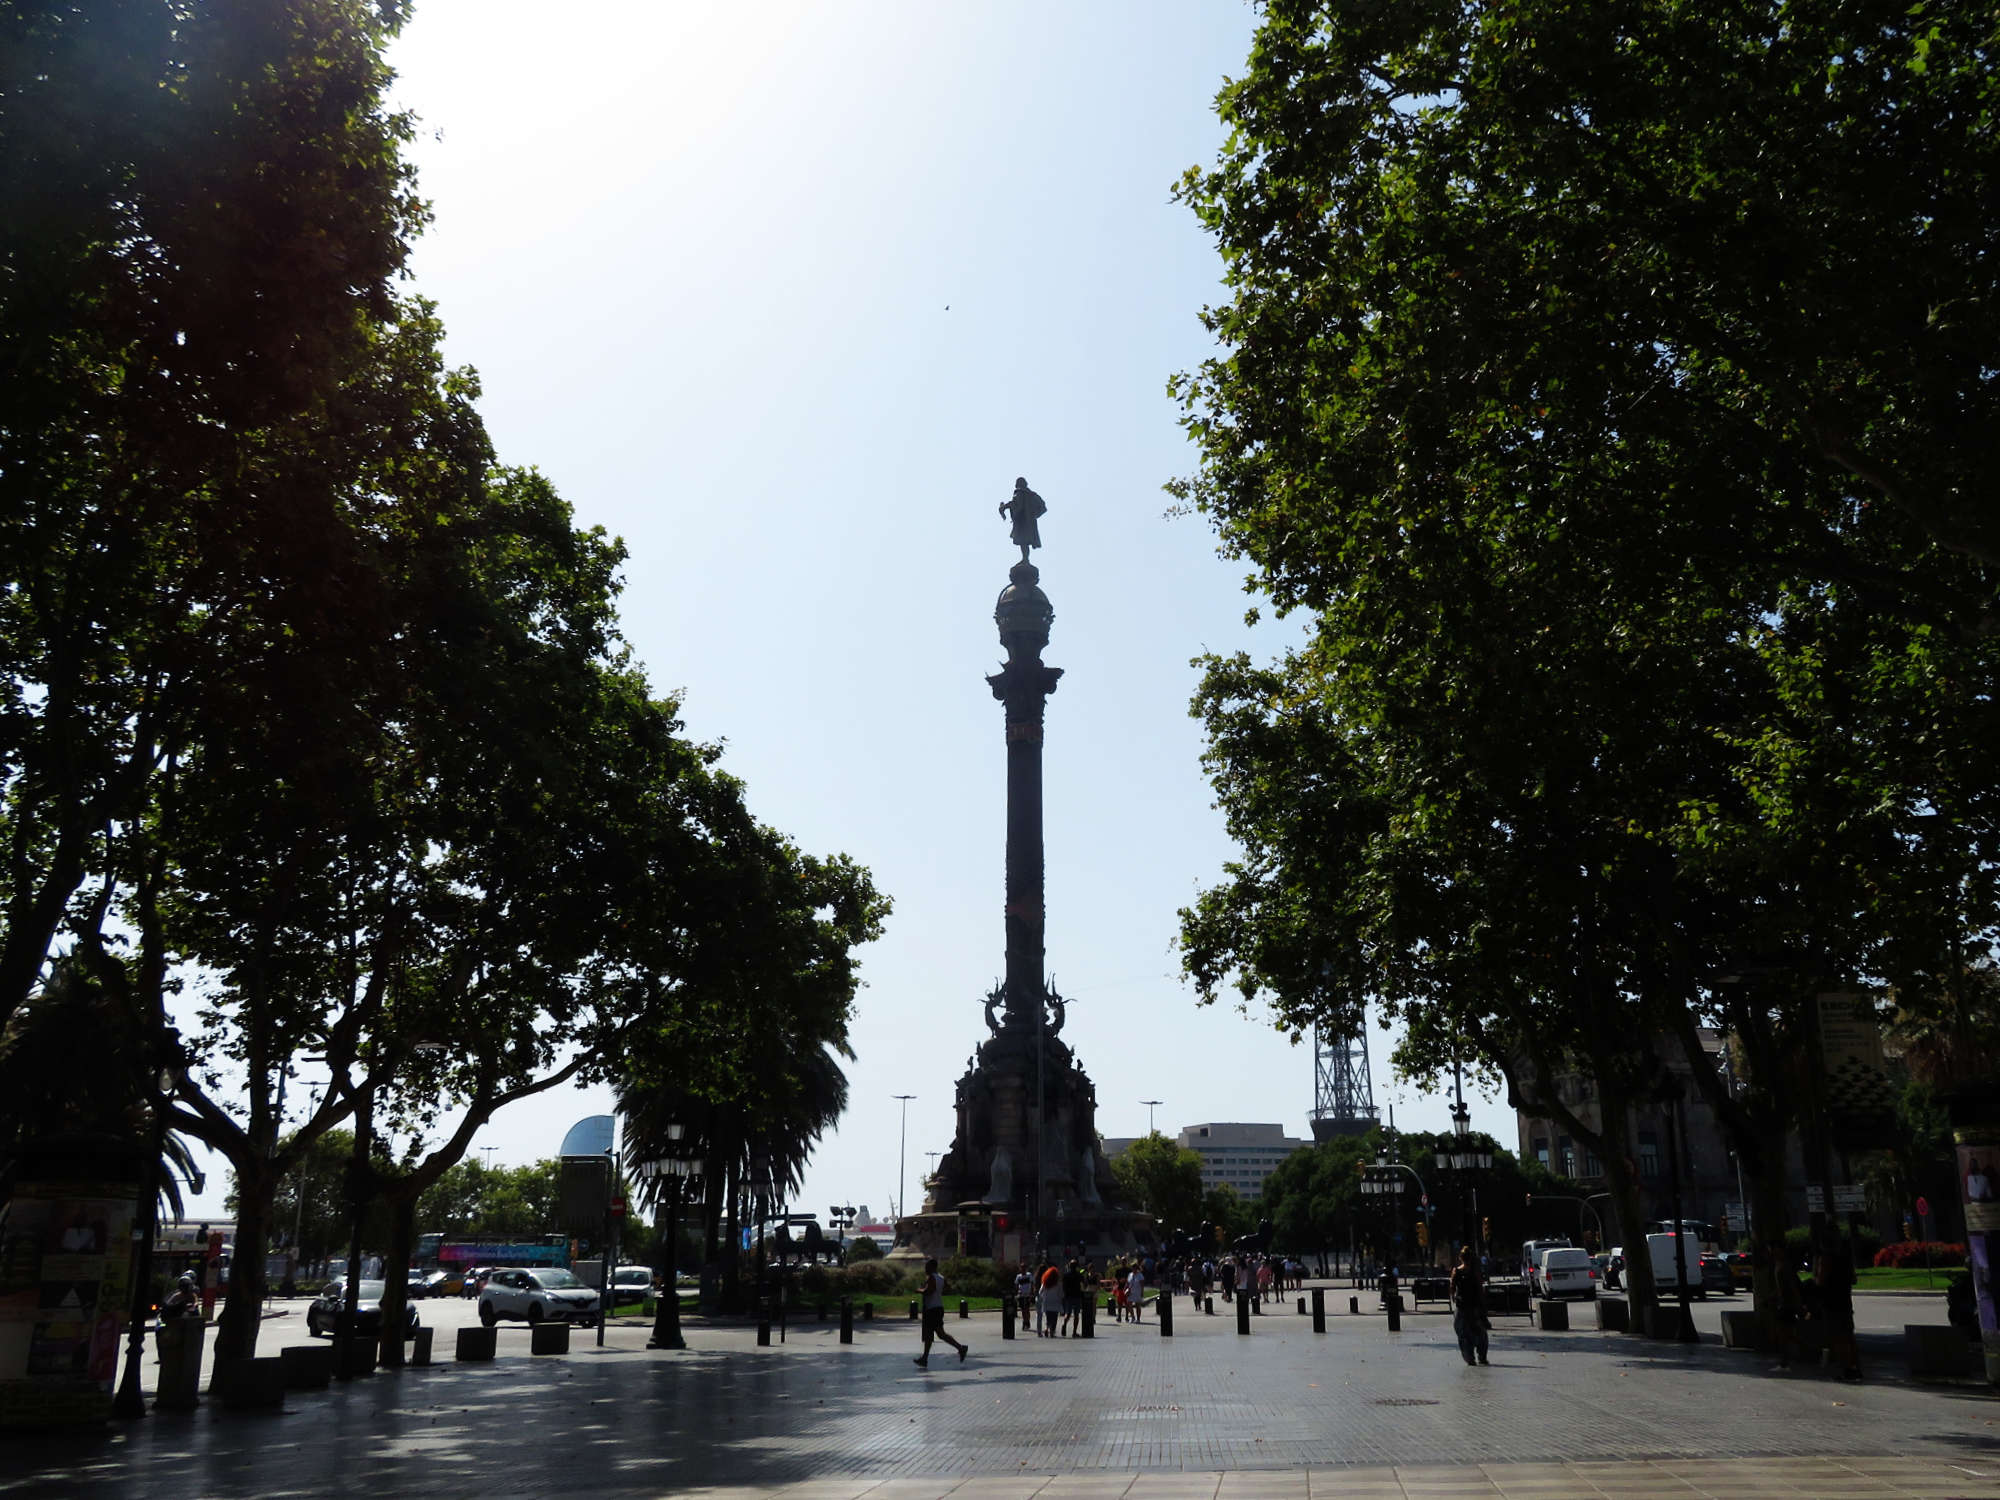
[0, 956, 198, 1218]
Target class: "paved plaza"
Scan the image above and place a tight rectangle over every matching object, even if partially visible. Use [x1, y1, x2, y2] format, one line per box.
[1, 1291, 1994, 1498]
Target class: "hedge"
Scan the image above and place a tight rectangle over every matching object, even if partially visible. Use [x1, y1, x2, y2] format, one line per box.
[1873, 1240, 1966, 1269]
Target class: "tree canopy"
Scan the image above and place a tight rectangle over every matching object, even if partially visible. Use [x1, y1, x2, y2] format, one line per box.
[2, 0, 887, 1371]
[1171, 0, 2000, 1318]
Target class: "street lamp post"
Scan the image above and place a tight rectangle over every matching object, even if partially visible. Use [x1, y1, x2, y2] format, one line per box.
[113, 1051, 183, 1419]
[1140, 1099, 1163, 1136]
[892, 1095, 915, 1236]
[642, 1123, 698, 1351]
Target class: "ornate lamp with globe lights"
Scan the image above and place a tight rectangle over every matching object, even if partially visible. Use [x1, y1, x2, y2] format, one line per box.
[637, 1122, 701, 1351]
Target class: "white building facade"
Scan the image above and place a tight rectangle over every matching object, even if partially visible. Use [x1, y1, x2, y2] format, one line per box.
[1177, 1122, 1309, 1200]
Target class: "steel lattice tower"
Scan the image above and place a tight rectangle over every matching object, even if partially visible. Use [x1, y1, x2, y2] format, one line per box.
[1310, 1023, 1379, 1140]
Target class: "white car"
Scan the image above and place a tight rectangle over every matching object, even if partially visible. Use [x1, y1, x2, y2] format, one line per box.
[478, 1267, 601, 1326]
[1535, 1247, 1598, 1300]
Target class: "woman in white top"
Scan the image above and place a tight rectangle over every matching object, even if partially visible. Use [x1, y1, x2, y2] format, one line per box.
[1125, 1266, 1144, 1322]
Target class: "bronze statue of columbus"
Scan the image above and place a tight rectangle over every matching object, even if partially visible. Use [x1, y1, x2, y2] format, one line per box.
[998, 477, 1046, 562]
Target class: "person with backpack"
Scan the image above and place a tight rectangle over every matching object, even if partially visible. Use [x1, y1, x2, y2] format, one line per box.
[914, 1258, 968, 1367]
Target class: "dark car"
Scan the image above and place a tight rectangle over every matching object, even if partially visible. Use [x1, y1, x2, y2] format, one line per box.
[1699, 1253, 1735, 1295]
[406, 1273, 430, 1300]
[306, 1278, 421, 1339]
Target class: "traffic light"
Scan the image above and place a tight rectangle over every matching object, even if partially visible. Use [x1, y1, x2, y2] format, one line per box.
[1416, 1221, 1429, 1249]
[1482, 1217, 1492, 1241]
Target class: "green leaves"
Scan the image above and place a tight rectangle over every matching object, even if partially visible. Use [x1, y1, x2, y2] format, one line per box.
[1173, 0, 2000, 1185]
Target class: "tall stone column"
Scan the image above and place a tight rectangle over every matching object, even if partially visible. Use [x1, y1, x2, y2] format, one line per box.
[988, 560, 1062, 1021]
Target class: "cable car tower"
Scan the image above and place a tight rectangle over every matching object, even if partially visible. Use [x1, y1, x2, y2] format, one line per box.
[1310, 1023, 1378, 1140]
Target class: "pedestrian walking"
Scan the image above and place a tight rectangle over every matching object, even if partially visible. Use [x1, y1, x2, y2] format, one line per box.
[1450, 1243, 1489, 1366]
[1038, 1262, 1063, 1337]
[1220, 1258, 1236, 1303]
[1014, 1265, 1036, 1333]
[1813, 1245, 1862, 1382]
[1125, 1262, 1145, 1323]
[913, 1258, 968, 1367]
[1766, 1242, 1804, 1370]
[1061, 1260, 1085, 1336]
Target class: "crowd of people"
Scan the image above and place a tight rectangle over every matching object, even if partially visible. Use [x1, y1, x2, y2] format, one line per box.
[1002, 1250, 1314, 1335]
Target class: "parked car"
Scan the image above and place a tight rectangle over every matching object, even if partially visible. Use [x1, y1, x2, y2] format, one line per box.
[1536, 1247, 1599, 1300]
[406, 1273, 430, 1300]
[305, 1279, 421, 1339]
[1699, 1253, 1734, 1295]
[610, 1265, 654, 1306]
[478, 1267, 601, 1326]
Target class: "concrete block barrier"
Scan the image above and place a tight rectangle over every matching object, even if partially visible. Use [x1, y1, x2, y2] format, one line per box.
[1906, 1323, 1980, 1377]
[280, 1344, 333, 1390]
[1719, 1309, 1762, 1349]
[215, 1356, 286, 1411]
[455, 1326, 497, 1362]
[335, 1337, 377, 1378]
[1535, 1299, 1570, 1331]
[1597, 1298, 1631, 1333]
[409, 1326, 434, 1366]
[531, 1321, 571, 1356]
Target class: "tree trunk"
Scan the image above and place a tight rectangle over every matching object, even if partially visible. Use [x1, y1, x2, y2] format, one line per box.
[209, 1159, 273, 1387]
[377, 1196, 416, 1368]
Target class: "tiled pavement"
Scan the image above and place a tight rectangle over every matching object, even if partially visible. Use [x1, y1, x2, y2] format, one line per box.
[670, 1460, 2000, 1497]
[0, 1293, 1993, 1497]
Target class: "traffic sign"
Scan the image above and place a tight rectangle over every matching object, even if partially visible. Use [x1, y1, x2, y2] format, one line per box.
[1916, 1196, 1930, 1219]
[1420, 1194, 1429, 1208]
[609, 1196, 626, 1217]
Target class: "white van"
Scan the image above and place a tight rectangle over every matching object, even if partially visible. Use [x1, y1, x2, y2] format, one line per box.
[1645, 1231, 1707, 1299]
[1521, 1238, 1572, 1288]
[1536, 1246, 1598, 1300]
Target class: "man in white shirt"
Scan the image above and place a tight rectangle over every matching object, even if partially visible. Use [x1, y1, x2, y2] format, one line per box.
[1125, 1265, 1144, 1323]
[915, 1257, 968, 1367]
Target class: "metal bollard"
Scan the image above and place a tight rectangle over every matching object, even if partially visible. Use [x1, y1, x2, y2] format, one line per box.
[958, 1298, 969, 1320]
[863, 1301, 874, 1320]
[1002, 1298, 1015, 1340]
[1349, 1295, 1360, 1315]
[1236, 1292, 1251, 1335]
[1312, 1287, 1326, 1333]
[1205, 1295, 1215, 1316]
[1252, 1294, 1262, 1315]
[1386, 1292, 1402, 1333]
[757, 1315, 771, 1346]
[816, 1303, 827, 1321]
[839, 1298, 854, 1345]
[908, 1299, 919, 1321]
[1298, 1297, 1307, 1314]
[1083, 1296, 1096, 1338]
[1159, 1291, 1173, 1337]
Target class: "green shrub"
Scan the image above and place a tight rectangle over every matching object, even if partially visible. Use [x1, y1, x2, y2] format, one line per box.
[826, 1261, 916, 1299]
[845, 1236, 884, 1262]
[1782, 1223, 1881, 1260]
[938, 1255, 1008, 1299]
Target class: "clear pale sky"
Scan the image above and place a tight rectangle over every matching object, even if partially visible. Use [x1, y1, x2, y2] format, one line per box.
[178, 0, 1512, 1226]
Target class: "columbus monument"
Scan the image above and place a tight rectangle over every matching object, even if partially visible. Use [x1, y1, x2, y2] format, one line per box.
[893, 480, 1144, 1265]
